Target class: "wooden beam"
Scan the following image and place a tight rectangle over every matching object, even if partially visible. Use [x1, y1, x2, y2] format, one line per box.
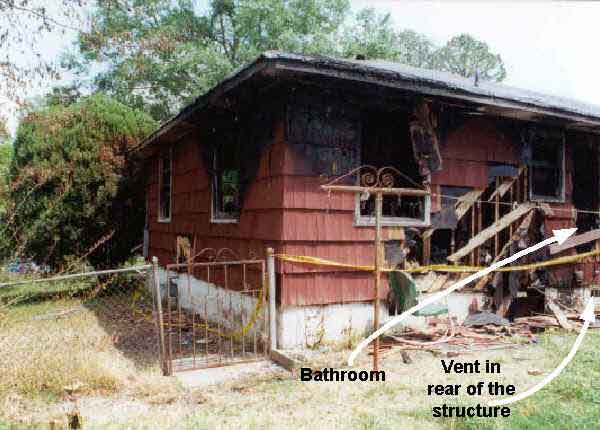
[488, 179, 512, 202]
[423, 234, 431, 266]
[473, 210, 535, 290]
[455, 189, 484, 222]
[448, 203, 535, 263]
[270, 349, 301, 371]
[488, 167, 526, 203]
[470, 206, 476, 265]
[547, 299, 573, 331]
[476, 201, 482, 266]
[494, 177, 500, 257]
[549, 228, 600, 255]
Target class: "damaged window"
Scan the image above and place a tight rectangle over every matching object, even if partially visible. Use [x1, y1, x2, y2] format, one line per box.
[158, 148, 172, 222]
[211, 142, 241, 222]
[530, 137, 564, 201]
[358, 193, 428, 224]
[356, 111, 430, 227]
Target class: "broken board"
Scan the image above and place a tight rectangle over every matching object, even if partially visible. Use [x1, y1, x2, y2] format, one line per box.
[549, 228, 600, 255]
[448, 203, 535, 263]
[547, 299, 573, 331]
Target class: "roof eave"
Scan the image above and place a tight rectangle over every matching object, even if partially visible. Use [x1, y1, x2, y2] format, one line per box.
[135, 53, 600, 153]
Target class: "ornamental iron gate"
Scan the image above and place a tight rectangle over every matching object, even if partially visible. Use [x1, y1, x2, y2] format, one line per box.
[152, 250, 268, 375]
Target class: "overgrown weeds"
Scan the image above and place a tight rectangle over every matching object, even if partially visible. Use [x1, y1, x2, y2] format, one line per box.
[0, 299, 124, 400]
[0, 276, 179, 422]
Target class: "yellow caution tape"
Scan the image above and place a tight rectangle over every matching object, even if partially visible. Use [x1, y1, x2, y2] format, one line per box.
[275, 248, 600, 274]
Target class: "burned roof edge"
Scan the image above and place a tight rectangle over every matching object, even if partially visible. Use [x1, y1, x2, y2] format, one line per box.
[136, 51, 600, 152]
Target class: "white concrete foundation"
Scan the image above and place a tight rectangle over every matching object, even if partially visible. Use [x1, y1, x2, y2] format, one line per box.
[277, 291, 486, 349]
[151, 267, 486, 350]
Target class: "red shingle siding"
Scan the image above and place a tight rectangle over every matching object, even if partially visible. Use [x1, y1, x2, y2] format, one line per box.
[146, 101, 588, 306]
[146, 119, 287, 267]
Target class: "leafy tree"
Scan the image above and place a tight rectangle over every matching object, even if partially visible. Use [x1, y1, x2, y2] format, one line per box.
[4, 94, 156, 269]
[0, 119, 13, 258]
[341, 9, 434, 68]
[432, 33, 506, 82]
[0, 141, 11, 214]
[75, 0, 348, 120]
[72, 3, 506, 121]
[0, 0, 86, 104]
[0, 115, 10, 210]
[43, 84, 83, 108]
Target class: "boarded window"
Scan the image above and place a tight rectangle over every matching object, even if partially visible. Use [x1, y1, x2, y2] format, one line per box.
[211, 142, 241, 221]
[530, 139, 564, 200]
[286, 93, 360, 176]
[158, 149, 172, 222]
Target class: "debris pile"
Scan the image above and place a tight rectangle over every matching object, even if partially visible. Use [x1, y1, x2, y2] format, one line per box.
[374, 309, 598, 360]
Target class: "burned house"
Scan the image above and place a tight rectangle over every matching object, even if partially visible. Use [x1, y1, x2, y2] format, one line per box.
[138, 52, 600, 350]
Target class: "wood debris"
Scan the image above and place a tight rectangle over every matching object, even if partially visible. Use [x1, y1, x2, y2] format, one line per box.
[547, 299, 573, 331]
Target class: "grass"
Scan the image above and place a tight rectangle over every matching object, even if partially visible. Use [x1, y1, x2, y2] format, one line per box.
[0, 295, 124, 398]
[0, 274, 598, 429]
[443, 330, 600, 430]
[0, 274, 186, 428]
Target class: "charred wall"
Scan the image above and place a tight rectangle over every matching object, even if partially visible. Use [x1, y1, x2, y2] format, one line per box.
[145, 96, 288, 267]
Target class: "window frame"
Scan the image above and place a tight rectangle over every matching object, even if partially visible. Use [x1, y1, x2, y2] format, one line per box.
[354, 193, 431, 228]
[157, 147, 173, 223]
[210, 147, 240, 224]
[529, 137, 566, 203]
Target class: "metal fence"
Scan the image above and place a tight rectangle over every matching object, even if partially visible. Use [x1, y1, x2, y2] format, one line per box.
[153, 257, 268, 375]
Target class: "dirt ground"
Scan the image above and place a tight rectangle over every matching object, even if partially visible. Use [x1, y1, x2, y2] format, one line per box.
[2, 285, 581, 430]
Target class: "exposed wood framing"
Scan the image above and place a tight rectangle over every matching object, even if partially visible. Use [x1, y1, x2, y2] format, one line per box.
[477, 201, 482, 266]
[455, 189, 484, 222]
[470, 205, 476, 265]
[423, 234, 431, 265]
[473, 210, 535, 290]
[488, 179, 512, 203]
[447, 203, 535, 263]
[426, 274, 449, 293]
[487, 166, 526, 203]
[494, 177, 500, 257]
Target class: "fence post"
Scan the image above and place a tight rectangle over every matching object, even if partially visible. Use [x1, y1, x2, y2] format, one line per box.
[152, 256, 168, 376]
[266, 248, 277, 351]
[373, 192, 382, 372]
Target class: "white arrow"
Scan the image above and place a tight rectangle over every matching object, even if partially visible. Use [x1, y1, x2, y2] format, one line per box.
[348, 228, 578, 367]
[489, 297, 595, 406]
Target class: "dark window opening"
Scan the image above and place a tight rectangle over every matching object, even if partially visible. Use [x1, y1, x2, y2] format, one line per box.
[358, 111, 428, 226]
[211, 142, 241, 221]
[530, 139, 564, 200]
[158, 149, 172, 221]
[430, 186, 475, 261]
[431, 229, 453, 263]
[572, 141, 599, 251]
[360, 194, 424, 219]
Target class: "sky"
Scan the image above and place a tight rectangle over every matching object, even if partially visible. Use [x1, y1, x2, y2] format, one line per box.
[353, 0, 600, 104]
[2, 0, 600, 135]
